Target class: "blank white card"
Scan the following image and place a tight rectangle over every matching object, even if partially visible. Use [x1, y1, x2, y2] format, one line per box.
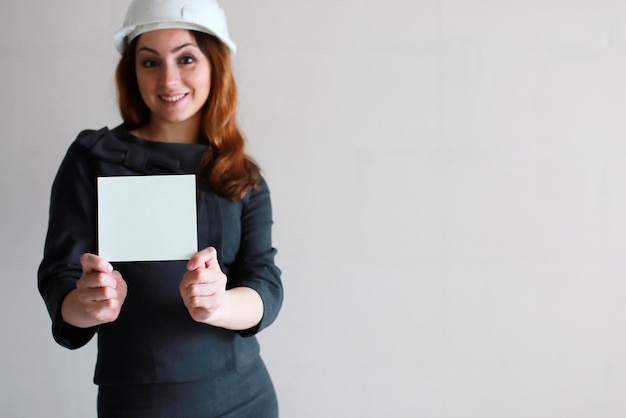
[97, 174, 198, 262]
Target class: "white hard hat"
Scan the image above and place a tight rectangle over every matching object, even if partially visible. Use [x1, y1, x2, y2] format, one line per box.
[113, 0, 236, 54]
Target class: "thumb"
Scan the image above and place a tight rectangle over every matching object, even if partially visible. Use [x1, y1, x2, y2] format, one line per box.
[80, 253, 113, 274]
[187, 247, 218, 271]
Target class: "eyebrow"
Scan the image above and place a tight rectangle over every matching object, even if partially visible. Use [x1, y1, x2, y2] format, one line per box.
[137, 43, 198, 55]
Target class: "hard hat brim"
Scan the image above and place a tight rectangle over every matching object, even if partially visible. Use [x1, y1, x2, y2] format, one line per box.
[113, 22, 237, 55]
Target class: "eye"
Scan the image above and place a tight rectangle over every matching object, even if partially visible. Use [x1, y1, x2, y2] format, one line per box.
[140, 59, 158, 68]
[179, 55, 195, 65]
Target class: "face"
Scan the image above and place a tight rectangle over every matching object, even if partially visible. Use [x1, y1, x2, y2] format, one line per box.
[134, 29, 211, 132]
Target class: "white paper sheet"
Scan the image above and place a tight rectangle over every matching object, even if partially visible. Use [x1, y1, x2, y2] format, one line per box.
[97, 174, 198, 262]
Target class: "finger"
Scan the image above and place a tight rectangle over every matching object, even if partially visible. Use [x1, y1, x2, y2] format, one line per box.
[84, 299, 122, 320]
[181, 269, 209, 289]
[80, 253, 113, 274]
[185, 282, 221, 298]
[186, 295, 220, 311]
[78, 271, 119, 289]
[187, 247, 218, 271]
[110, 270, 127, 289]
[77, 284, 120, 303]
[181, 268, 225, 290]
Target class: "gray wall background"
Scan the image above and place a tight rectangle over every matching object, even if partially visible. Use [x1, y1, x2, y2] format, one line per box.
[3, 1, 626, 417]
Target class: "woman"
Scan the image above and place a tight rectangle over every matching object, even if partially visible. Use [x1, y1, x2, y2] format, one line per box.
[37, 0, 283, 416]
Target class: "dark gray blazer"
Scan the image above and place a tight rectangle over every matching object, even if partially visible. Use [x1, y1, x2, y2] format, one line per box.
[38, 125, 283, 385]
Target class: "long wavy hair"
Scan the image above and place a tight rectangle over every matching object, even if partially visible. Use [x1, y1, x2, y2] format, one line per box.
[115, 31, 260, 201]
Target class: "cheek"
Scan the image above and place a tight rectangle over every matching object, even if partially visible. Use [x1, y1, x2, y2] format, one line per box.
[192, 67, 211, 96]
[200, 77, 211, 97]
[135, 70, 148, 94]
[135, 71, 157, 103]
[194, 74, 211, 91]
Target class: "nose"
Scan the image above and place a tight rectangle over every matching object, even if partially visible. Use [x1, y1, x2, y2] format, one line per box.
[160, 62, 180, 87]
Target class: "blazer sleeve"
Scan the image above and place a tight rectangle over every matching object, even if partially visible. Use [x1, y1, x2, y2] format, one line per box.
[229, 176, 284, 337]
[37, 136, 99, 349]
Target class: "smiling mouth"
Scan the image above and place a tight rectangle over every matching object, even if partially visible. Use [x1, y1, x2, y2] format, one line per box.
[160, 93, 187, 102]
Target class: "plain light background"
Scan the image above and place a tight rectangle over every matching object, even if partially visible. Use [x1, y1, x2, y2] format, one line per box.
[3, 1, 626, 417]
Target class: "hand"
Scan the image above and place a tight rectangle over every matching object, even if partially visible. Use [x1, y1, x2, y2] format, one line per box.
[180, 247, 227, 324]
[75, 253, 127, 324]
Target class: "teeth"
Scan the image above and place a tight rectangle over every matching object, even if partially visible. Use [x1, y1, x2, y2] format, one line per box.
[161, 94, 186, 102]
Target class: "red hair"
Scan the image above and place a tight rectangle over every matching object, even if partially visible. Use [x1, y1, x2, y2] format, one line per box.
[115, 31, 260, 201]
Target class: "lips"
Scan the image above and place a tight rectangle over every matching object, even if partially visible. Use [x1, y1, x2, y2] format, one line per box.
[159, 93, 187, 102]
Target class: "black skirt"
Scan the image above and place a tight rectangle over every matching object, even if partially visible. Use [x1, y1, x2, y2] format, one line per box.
[97, 359, 278, 418]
